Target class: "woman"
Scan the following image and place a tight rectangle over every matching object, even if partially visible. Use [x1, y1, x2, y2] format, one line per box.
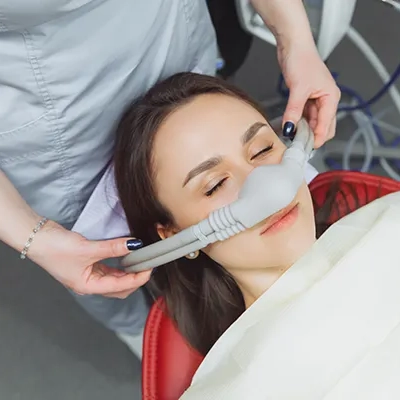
[113, 73, 400, 398]
[114, 72, 326, 355]
[0, 1, 339, 359]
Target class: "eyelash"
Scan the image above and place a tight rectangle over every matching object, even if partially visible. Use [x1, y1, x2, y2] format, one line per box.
[205, 144, 274, 197]
[250, 144, 273, 161]
[205, 177, 227, 197]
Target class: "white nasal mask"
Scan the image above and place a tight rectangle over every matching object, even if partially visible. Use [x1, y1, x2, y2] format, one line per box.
[121, 118, 314, 272]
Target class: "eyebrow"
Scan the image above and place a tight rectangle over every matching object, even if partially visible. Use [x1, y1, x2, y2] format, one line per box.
[183, 156, 222, 187]
[182, 122, 268, 187]
[241, 122, 268, 145]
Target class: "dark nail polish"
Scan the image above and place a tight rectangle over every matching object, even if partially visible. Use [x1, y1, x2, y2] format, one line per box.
[126, 238, 143, 251]
[283, 121, 295, 138]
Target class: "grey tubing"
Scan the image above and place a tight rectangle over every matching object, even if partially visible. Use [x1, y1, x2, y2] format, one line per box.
[122, 162, 303, 271]
[121, 198, 247, 268]
[121, 221, 212, 265]
[121, 118, 314, 272]
[123, 160, 304, 272]
[121, 216, 246, 270]
[124, 230, 224, 272]
[121, 207, 247, 267]
[124, 240, 203, 272]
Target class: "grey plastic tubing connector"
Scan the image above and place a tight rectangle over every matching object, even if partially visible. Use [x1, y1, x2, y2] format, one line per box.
[121, 118, 314, 272]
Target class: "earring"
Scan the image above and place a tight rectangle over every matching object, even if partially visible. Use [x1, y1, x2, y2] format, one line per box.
[185, 250, 199, 260]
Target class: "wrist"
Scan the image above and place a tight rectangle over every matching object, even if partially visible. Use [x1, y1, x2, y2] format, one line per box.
[25, 219, 60, 264]
[276, 32, 316, 56]
[3, 209, 41, 252]
[19, 217, 50, 260]
[277, 39, 319, 65]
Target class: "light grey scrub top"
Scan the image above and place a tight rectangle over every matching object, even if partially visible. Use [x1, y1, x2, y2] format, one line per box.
[0, 0, 217, 226]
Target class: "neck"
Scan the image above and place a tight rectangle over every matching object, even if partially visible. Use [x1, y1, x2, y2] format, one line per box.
[232, 265, 292, 308]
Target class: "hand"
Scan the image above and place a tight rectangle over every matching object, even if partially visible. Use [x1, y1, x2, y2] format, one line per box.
[28, 220, 150, 298]
[278, 44, 341, 148]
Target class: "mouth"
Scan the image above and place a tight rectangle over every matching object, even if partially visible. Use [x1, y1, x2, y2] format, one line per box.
[259, 201, 299, 236]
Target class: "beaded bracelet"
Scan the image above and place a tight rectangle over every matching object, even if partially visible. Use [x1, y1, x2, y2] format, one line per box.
[20, 217, 48, 260]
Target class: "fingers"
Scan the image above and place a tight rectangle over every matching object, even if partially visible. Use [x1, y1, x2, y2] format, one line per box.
[301, 94, 339, 149]
[88, 236, 143, 261]
[87, 266, 152, 296]
[282, 87, 309, 133]
[71, 264, 152, 297]
[303, 101, 318, 132]
[283, 80, 340, 148]
[327, 117, 337, 142]
[68, 236, 149, 298]
[312, 94, 339, 148]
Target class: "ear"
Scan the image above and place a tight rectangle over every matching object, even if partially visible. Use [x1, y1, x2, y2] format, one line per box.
[156, 223, 179, 240]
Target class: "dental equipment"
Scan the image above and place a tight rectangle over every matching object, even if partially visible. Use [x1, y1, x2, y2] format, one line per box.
[121, 119, 314, 273]
[380, 0, 400, 12]
[235, 0, 400, 179]
[235, 0, 357, 62]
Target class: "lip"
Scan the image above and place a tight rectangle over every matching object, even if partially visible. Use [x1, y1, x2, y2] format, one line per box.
[259, 202, 299, 236]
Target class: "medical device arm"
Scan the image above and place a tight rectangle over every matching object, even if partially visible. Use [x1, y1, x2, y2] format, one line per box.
[121, 119, 314, 273]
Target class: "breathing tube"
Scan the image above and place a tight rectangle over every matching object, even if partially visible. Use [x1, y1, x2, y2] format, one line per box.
[121, 119, 314, 272]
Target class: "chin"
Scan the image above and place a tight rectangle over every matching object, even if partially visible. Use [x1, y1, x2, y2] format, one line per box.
[271, 231, 316, 268]
[290, 233, 316, 262]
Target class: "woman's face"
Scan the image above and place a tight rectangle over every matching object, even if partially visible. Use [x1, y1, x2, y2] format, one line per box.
[153, 94, 316, 273]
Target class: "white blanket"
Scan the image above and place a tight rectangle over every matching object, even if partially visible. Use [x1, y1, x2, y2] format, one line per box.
[181, 191, 400, 400]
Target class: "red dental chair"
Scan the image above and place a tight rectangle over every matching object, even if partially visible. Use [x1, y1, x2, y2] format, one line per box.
[142, 171, 400, 400]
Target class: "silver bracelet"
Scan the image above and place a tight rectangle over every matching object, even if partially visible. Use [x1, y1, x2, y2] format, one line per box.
[20, 217, 48, 260]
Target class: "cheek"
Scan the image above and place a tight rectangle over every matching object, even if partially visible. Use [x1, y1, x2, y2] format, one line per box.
[155, 179, 219, 231]
[159, 183, 241, 231]
[154, 174, 192, 228]
[203, 231, 268, 270]
[300, 184, 317, 238]
[203, 232, 251, 267]
[271, 140, 287, 163]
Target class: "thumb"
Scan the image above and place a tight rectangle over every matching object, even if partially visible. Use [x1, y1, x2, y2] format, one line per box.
[283, 88, 308, 133]
[88, 237, 143, 261]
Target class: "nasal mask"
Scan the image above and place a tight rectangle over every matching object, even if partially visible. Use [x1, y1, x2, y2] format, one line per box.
[121, 119, 314, 273]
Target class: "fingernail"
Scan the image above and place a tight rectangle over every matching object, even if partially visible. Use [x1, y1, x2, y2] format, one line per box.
[126, 239, 143, 251]
[283, 121, 295, 138]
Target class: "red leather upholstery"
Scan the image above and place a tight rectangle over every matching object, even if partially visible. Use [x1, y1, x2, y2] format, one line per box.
[309, 170, 400, 225]
[142, 299, 203, 400]
[142, 171, 400, 400]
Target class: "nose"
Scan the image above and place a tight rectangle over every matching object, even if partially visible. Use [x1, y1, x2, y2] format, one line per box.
[237, 146, 285, 187]
[230, 160, 304, 229]
[237, 163, 257, 188]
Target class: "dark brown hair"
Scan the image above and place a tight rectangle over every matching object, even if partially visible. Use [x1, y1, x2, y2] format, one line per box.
[114, 73, 270, 355]
[113, 72, 366, 356]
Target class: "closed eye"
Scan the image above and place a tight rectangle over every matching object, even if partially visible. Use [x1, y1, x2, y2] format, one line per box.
[250, 144, 273, 161]
[205, 145, 274, 197]
[205, 177, 228, 197]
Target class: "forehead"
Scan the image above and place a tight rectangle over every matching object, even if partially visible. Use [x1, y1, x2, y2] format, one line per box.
[153, 94, 265, 170]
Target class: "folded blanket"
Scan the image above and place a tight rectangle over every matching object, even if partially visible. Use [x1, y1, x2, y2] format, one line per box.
[181, 191, 400, 400]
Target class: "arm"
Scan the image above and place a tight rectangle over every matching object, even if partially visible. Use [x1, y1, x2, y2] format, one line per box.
[249, 0, 340, 148]
[250, 0, 315, 51]
[0, 169, 150, 297]
[0, 169, 42, 252]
